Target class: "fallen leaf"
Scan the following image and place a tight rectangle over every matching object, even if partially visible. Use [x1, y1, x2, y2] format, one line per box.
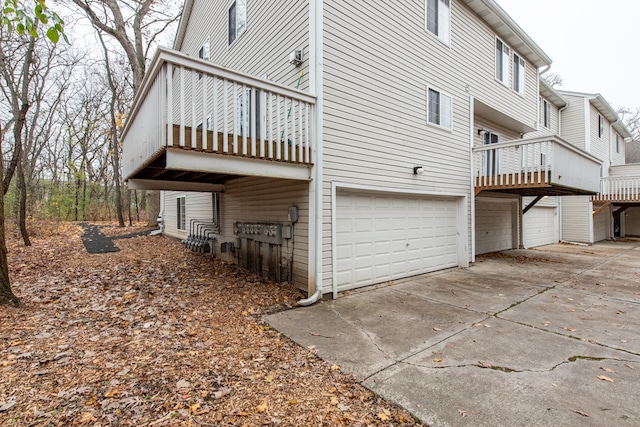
[104, 389, 119, 398]
[600, 367, 615, 374]
[564, 327, 576, 332]
[289, 399, 297, 405]
[377, 413, 390, 421]
[190, 403, 201, 414]
[597, 375, 614, 383]
[330, 365, 340, 371]
[78, 412, 96, 424]
[573, 409, 589, 417]
[256, 402, 268, 413]
[458, 409, 468, 417]
[433, 358, 442, 363]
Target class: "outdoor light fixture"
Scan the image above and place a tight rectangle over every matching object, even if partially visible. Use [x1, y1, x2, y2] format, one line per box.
[413, 166, 424, 175]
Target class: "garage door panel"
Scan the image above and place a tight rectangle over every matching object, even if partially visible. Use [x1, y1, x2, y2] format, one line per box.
[523, 207, 558, 248]
[475, 200, 516, 255]
[336, 192, 459, 292]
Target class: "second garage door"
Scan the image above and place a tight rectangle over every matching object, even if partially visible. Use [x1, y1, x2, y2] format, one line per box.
[523, 206, 558, 248]
[475, 198, 517, 255]
[335, 191, 459, 292]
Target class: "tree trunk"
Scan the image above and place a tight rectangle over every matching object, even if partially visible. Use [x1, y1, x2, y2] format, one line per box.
[0, 126, 19, 307]
[17, 161, 31, 246]
[146, 190, 160, 226]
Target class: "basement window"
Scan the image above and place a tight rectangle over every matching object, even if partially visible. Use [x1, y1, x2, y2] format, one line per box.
[177, 196, 186, 231]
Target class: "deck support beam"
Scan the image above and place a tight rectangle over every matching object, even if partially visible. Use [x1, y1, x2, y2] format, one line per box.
[613, 206, 630, 217]
[592, 201, 612, 217]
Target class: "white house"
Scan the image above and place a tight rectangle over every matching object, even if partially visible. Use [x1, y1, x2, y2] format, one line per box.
[122, 0, 603, 302]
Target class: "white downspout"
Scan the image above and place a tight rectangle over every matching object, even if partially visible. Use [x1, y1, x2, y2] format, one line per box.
[298, 0, 324, 306]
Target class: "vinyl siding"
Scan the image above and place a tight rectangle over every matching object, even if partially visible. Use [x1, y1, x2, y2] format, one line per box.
[559, 95, 587, 151]
[560, 196, 592, 243]
[593, 206, 611, 242]
[610, 131, 626, 166]
[625, 207, 640, 236]
[526, 96, 559, 139]
[162, 191, 214, 239]
[610, 164, 640, 176]
[589, 104, 610, 176]
[179, 0, 311, 92]
[219, 177, 309, 289]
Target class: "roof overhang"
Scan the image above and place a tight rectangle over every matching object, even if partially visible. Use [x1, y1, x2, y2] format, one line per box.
[539, 80, 567, 109]
[559, 90, 633, 139]
[173, 0, 195, 51]
[460, 0, 552, 69]
[474, 98, 536, 134]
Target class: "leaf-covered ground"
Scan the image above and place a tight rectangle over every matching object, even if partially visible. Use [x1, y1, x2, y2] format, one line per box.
[0, 222, 423, 426]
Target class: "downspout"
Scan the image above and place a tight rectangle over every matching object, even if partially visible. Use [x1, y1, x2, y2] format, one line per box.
[298, 0, 324, 306]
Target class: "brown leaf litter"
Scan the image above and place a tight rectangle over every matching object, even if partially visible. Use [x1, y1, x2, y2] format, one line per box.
[0, 221, 423, 426]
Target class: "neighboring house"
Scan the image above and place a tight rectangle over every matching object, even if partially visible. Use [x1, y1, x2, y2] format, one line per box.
[554, 90, 635, 243]
[122, 0, 603, 301]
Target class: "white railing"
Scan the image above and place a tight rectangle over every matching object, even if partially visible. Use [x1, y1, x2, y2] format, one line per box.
[594, 176, 640, 202]
[123, 47, 316, 180]
[472, 136, 602, 193]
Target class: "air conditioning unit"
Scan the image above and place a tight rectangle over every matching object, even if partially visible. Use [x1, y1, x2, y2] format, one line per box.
[289, 50, 303, 66]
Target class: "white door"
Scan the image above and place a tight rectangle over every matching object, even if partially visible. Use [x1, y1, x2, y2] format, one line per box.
[475, 198, 516, 255]
[523, 206, 558, 248]
[335, 192, 459, 292]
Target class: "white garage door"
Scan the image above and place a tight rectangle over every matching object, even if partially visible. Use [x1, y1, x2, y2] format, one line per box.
[335, 192, 459, 292]
[475, 199, 516, 255]
[523, 207, 558, 248]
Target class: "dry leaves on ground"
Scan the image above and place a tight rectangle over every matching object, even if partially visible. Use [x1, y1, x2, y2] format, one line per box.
[0, 221, 423, 426]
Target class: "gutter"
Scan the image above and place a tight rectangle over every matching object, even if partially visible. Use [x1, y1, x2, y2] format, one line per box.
[298, 0, 324, 306]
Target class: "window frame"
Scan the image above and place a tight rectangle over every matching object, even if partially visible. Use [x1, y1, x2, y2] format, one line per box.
[495, 38, 510, 86]
[228, 0, 247, 46]
[598, 114, 604, 138]
[426, 85, 453, 131]
[541, 98, 551, 129]
[512, 53, 525, 96]
[425, 0, 451, 45]
[177, 196, 186, 231]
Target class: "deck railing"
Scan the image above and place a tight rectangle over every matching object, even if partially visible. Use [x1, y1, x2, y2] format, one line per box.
[123, 47, 316, 180]
[472, 136, 602, 193]
[593, 176, 640, 202]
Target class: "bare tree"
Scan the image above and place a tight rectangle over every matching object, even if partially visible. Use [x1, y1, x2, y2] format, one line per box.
[541, 72, 564, 88]
[618, 107, 640, 141]
[68, 0, 180, 226]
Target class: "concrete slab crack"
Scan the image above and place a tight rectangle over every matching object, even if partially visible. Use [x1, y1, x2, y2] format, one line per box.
[399, 355, 640, 374]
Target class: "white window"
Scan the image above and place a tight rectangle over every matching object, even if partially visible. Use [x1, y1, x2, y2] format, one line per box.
[198, 39, 210, 60]
[177, 196, 186, 231]
[541, 99, 551, 129]
[512, 53, 525, 95]
[495, 38, 509, 85]
[483, 131, 501, 175]
[427, 87, 452, 130]
[426, 0, 450, 44]
[598, 115, 604, 138]
[228, 0, 246, 45]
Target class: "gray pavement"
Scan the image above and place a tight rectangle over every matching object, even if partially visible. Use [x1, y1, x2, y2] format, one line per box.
[266, 240, 640, 426]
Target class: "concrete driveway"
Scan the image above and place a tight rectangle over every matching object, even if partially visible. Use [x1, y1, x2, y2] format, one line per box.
[266, 241, 640, 426]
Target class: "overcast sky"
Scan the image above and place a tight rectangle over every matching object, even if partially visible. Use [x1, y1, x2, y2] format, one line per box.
[496, 0, 640, 109]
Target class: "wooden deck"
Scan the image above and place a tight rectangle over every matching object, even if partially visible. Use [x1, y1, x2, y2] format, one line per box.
[474, 172, 596, 197]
